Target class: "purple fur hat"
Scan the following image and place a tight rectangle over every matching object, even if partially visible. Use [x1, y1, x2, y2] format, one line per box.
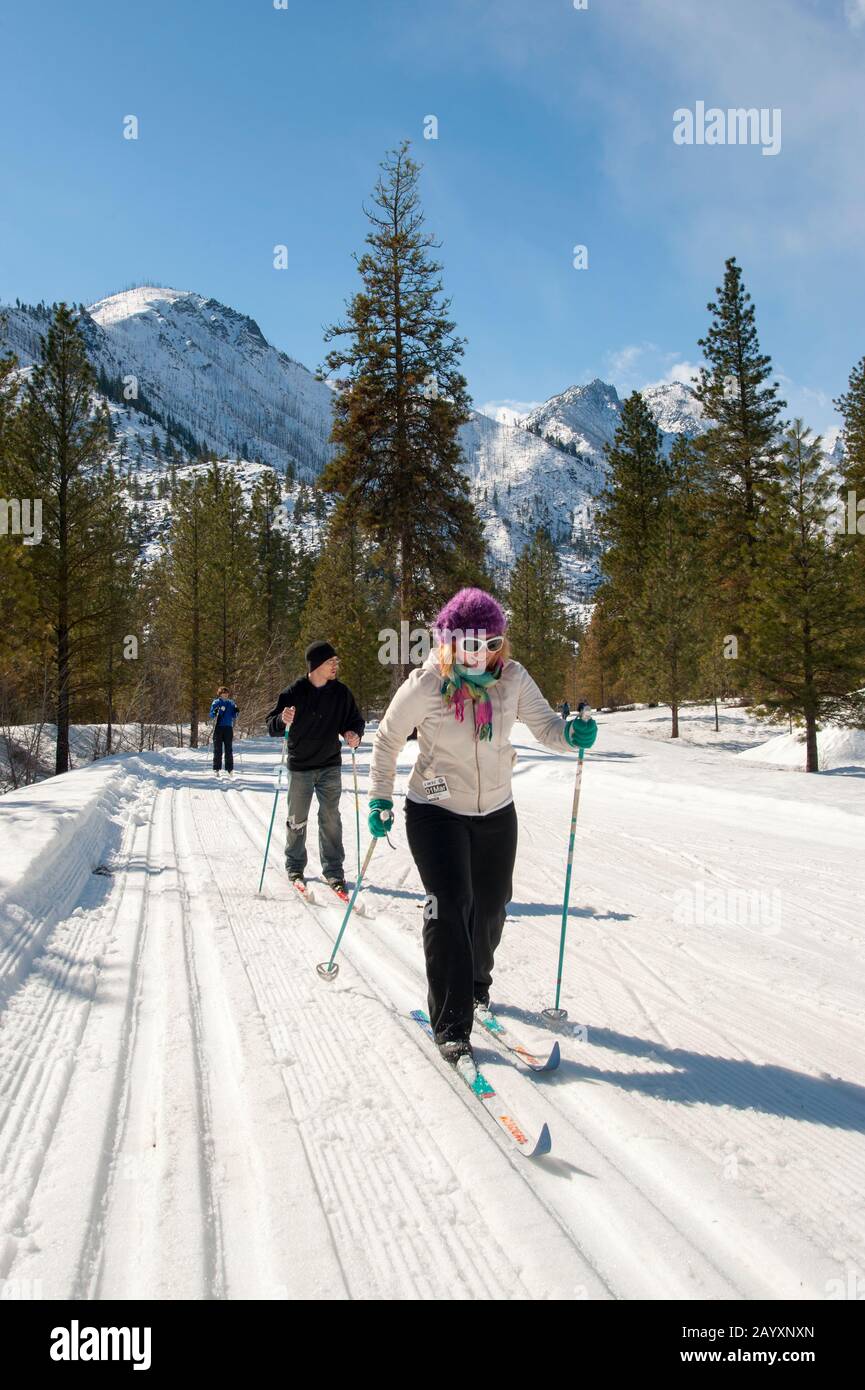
[434, 587, 507, 641]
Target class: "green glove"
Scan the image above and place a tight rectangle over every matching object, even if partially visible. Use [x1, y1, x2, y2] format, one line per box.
[564, 716, 597, 750]
[368, 796, 394, 838]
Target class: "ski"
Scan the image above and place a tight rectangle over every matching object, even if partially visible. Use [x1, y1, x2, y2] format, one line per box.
[308, 881, 375, 918]
[474, 1006, 560, 1073]
[410, 1010, 552, 1159]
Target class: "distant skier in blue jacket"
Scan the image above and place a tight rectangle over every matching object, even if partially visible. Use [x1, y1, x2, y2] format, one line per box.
[210, 686, 239, 776]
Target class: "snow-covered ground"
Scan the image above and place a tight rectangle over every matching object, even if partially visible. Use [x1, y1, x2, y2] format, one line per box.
[739, 724, 865, 775]
[0, 723, 207, 794]
[1, 707, 863, 1299]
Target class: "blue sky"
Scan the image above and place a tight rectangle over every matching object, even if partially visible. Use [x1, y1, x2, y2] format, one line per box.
[2, 0, 864, 432]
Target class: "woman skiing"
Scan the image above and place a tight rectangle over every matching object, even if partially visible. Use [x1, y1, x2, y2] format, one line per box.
[368, 587, 597, 1063]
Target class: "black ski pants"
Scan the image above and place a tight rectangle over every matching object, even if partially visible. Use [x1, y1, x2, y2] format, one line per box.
[405, 797, 518, 1045]
[213, 725, 234, 771]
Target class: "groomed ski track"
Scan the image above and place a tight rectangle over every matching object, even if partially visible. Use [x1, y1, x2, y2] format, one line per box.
[1, 714, 863, 1300]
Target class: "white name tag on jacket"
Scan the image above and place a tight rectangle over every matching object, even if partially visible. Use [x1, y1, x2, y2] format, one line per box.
[422, 775, 451, 802]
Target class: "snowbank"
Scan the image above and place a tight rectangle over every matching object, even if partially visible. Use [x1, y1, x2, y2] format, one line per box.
[738, 725, 865, 774]
[0, 755, 158, 1005]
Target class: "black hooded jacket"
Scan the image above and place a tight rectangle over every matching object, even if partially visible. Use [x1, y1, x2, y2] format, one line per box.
[265, 677, 365, 771]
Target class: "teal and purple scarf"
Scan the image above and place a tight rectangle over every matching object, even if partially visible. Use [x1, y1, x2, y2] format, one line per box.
[440, 661, 503, 740]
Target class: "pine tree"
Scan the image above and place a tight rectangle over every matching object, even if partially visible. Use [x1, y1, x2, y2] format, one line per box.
[11, 306, 111, 773]
[321, 141, 486, 680]
[835, 355, 865, 497]
[835, 354, 865, 638]
[594, 391, 669, 696]
[693, 257, 786, 675]
[199, 462, 257, 695]
[249, 469, 290, 652]
[631, 436, 705, 737]
[749, 421, 865, 770]
[0, 343, 43, 742]
[153, 474, 207, 746]
[85, 458, 138, 753]
[300, 505, 391, 714]
[599, 392, 668, 592]
[506, 528, 573, 703]
[294, 481, 309, 524]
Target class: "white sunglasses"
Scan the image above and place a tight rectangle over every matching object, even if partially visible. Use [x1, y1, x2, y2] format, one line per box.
[458, 635, 505, 654]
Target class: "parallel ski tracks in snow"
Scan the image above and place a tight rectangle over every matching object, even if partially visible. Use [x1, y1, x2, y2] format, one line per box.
[222, 776, 784, 1300]
[0, 781, 157, 1293]
[193, 781, 560, 1299]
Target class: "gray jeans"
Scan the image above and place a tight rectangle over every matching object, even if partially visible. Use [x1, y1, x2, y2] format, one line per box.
[285, 764, 344, 878]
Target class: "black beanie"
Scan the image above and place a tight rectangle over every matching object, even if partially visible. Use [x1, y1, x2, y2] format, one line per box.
[305, 640, 337, 672]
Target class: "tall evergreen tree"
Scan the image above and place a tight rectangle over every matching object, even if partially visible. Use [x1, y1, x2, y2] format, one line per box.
[249, 468, 293, 674]
[321, 141, 487, 679]
[631, 436, 705, 737]
[11, 305, 111, 773]
[0, 343, 43, 738]
[154, 473, 207, 747]
[200, 461, 257, 694]
[835, 355, 865, 499]
[599, 391, 668, 596]
[300, 504, 391, 714]
[835, 354, 865, 625]
[85, 458, 138, 753]
[507, 528, 573, 703]
[594, 391, 669, 695]
[693, 257, 786, 675]
[749, 421, 865, 771]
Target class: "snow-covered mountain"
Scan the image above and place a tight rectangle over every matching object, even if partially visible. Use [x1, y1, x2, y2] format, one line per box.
[2, 288, 337, 479]
[1, 287, 612, 599]
[523, 377, 704, 461]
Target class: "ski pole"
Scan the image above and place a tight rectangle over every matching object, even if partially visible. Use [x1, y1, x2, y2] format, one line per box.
[316, 836, 378, 982]
[351, 747, 361, 883]
[543, 704, 592, 1023]
[257, 729, 289, 894]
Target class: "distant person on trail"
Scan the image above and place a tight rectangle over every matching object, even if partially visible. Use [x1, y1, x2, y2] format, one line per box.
[210, 687, 239, 777]
[367, 587, 598, 1066]
[265, 641, 365, 896]
[560, 700, 571, 720]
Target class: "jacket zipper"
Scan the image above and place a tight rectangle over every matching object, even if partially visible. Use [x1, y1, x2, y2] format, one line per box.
[475, 731, 481, 813]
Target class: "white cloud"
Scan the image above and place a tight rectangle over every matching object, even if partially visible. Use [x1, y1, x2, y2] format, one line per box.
[650, 361, 703, 388]
[604, 344, 701, 394]
[478, 399, 539, 425]
[605, 342, 658, 377]
[845, 0, 865, 29]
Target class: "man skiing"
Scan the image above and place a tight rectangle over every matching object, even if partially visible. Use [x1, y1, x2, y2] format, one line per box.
[210, 686, 239, 777]
[265, 641, 364, 897]
[367, 588, 597, 1065]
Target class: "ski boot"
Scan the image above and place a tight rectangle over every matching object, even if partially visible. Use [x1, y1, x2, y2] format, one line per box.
[437, 1036, 475, 1067]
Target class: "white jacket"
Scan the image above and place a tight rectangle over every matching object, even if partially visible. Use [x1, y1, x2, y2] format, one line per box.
[369, 651, 577, 816]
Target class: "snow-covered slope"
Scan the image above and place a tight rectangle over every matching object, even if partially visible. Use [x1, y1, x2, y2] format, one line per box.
[458, 409, 603, 593]
[641, 380, 705, 437]
[88, 288, 337, 478]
